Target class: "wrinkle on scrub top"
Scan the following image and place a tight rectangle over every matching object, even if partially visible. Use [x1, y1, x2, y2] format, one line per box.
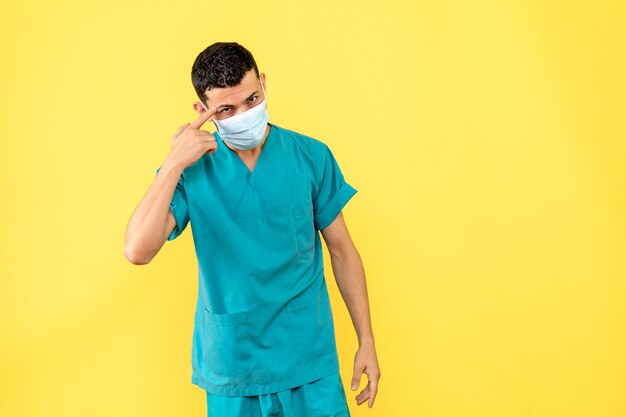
[155, 122, 358, 396]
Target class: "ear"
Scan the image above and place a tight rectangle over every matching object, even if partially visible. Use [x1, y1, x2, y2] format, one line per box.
[193, 101, 207, 114]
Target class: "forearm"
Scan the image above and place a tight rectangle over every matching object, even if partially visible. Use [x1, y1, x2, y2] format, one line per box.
[124, 159, 183, 263]
[329, 245, 375, 347]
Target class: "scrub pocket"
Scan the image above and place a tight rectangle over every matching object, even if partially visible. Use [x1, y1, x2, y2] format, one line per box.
[292, 203, 315, 256]
[203, 308, 255, 379]
[285, 290, 337, 362]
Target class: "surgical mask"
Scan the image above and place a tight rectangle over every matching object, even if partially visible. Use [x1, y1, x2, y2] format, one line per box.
[201, 81, 270, 150]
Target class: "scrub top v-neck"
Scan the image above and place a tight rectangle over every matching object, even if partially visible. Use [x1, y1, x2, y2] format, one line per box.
[155, 122, 358, 396]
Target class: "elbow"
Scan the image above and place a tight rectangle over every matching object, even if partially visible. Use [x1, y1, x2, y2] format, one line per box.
[124, 241, 152, 265]
[328, 241, 359, 260]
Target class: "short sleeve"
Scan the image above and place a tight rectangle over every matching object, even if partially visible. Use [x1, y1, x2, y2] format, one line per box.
[312, 144, 358, 230]
[155, 166, 190, 241]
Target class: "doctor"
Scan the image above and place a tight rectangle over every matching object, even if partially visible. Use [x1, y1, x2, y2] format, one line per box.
[124, 42, 380, 416]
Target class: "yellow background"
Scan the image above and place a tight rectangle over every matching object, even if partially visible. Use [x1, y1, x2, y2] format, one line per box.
[1, 0, 625, 416]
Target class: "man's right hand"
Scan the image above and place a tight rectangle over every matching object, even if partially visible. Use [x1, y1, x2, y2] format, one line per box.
[164, 105, 218, 171]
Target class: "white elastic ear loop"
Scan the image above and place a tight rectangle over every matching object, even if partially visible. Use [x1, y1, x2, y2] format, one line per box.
[199, 101, 219, 133]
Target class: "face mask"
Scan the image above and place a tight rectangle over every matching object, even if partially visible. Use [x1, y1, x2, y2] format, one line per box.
[201, 81, 270, 150]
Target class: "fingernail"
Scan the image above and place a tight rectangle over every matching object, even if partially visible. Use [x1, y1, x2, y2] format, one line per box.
[351, 384, 357, 390]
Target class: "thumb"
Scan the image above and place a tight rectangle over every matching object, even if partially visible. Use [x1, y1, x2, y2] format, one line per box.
[351, 370, 362, 391]
[171, 122, 190, 144]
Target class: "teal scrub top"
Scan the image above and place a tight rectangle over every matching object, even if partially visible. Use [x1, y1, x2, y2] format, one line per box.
[155, 122, 358, 396]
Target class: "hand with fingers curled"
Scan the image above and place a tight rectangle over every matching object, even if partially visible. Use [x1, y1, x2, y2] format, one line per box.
[350, 341, 381, 409]
[163, 105, 219, 172]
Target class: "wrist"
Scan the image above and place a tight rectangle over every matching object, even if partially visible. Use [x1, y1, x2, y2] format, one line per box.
[161, 157, 184, 175]
[358, 334, 376, 348]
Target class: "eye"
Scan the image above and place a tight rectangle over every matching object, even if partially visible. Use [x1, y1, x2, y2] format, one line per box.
[248, 96, 258, 103]
[220, 108, 231, 113]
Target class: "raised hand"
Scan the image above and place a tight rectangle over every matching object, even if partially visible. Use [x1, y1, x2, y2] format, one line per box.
[165, 105, 219, 171]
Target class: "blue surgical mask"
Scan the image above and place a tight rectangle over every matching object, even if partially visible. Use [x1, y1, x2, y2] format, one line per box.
[201, 81, 270, 150]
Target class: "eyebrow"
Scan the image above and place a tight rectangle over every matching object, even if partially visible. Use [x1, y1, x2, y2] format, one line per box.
[216, 90, 259, 109]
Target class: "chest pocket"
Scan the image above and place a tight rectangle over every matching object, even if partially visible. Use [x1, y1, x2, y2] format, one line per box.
[292, 203, 315, 256]
[202, 308, 255, 379]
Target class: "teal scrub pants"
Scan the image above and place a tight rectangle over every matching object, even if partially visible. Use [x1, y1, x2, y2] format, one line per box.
[205, 371, 352, 417]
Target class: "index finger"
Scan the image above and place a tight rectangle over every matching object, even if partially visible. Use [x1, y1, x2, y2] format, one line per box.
[189, 105, 217, 130]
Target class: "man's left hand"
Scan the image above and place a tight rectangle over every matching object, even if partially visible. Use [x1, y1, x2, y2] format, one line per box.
[350, 342, 381, 408]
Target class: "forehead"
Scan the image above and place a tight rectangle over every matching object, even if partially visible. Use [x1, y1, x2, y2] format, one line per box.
[204, 70, 259, 104]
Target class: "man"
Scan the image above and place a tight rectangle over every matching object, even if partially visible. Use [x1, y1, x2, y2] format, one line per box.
[124, 42, 380, 416]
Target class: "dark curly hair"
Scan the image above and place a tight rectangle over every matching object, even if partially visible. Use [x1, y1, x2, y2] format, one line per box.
[191, 42, 260, 106]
